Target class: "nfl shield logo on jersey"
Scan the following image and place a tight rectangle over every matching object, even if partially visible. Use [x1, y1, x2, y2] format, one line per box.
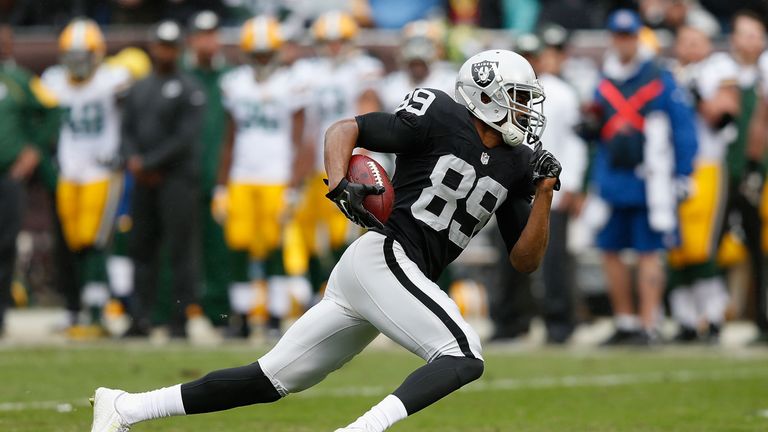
[480, 152, 490, 165]
[472, 61, 498, 87]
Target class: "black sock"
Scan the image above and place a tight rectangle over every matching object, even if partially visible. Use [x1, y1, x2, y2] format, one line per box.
[392, 355, 484, 415]
[180, 362, 282, 414]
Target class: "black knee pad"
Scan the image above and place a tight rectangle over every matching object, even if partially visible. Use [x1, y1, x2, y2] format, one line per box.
[454, 356, 484, 385]
[393, 355, 484, 415]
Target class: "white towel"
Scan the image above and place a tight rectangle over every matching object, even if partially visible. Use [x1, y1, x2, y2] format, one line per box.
[642, 111, 677, 233]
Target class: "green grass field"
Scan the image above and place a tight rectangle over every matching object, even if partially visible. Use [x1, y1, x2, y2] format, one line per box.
[1, 344, 767, 432]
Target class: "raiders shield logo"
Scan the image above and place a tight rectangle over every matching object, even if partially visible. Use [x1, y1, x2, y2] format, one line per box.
[472, 60, 498, 87]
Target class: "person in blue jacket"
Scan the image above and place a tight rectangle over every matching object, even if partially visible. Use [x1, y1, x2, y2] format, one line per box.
[590, 9, 698, 345]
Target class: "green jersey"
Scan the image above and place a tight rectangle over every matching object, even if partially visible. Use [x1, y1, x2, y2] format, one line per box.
[184, 60, 229, 194]
[726, 85, 759, 182]
[0, 62, 58, 176]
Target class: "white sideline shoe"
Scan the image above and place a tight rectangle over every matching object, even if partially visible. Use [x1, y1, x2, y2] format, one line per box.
[89, 387, 131, 432]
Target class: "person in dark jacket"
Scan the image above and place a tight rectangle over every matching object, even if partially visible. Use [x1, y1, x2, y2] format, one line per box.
[121, 20, 206, 337]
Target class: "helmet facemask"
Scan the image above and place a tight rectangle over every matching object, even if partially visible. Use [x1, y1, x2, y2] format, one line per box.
[491, 82, 546, 148]
[246, 51, 279, 81]
[62, 49, 100, 82]
[457, 60, 547, 148]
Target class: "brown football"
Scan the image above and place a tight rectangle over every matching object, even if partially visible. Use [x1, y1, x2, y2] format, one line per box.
[346, 154, 395, 224]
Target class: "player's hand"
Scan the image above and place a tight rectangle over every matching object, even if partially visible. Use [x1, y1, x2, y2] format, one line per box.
[127, 156, 144, 175]
[325, 178, 385, 229]
[9, 146, 40, 181]
[530, 149, 561, 191]
[211, 185, 228, 224]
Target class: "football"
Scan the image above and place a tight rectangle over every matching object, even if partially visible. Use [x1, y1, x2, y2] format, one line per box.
[346, 154, 395, 223]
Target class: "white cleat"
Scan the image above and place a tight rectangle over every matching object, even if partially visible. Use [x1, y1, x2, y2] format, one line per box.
[89, 387, 131, 432]
[333, 428, 368, 432]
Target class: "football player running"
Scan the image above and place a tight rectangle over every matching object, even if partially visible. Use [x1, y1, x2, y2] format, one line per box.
[89, 49, 561, 432]
[213, 15, 311, 337]
[42, 18, 132, 331]
[293, 10, 384, 299]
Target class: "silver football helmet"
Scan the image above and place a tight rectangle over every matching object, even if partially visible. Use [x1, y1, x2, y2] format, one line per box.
[456, 50, 546, 147]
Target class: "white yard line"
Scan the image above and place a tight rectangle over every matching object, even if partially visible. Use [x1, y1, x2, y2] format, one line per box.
[300, 367, 768, 398]
[3, 368, 767, 412]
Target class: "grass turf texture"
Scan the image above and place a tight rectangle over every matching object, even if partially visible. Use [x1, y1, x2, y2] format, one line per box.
[1, 344, 767, 431]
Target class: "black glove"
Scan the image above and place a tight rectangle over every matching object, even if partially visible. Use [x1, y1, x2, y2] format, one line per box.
[325, 178, 385, 229]
[530, 149, 562, 191]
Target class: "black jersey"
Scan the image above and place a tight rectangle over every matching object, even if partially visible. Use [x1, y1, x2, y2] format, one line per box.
[356, 88, 534, 281]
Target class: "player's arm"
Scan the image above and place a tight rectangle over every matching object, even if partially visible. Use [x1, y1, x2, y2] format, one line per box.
[210, 112, 235, 224]
[699, 81, 740, 129]
[497, 150, 561, 273]
[509, 178, 557, 273]
[216, 112, 235, 187]
[324, 112, 422, 228]
[324, 112, 423, 189]
[748, 95, 768, 162]
[289, 108, 310, 190]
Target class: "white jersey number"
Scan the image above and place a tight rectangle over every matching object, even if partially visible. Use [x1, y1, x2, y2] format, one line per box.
[395, 88, 436, 116]
[411, 154, 508, 248]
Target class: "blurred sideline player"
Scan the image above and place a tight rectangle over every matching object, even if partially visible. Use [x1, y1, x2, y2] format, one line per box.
[668, 19, 740, 342]
[521, 29, 588, 343]
[0, 23, 59, 337]
[42, 18, 132, 330]
[182, 10, 232, 327]
[377, 20, 455, 113]
[722, 10, 766, 335]
[747, 28, 768, 344]
[214, 15, 311, 337]
[294, 10, 383, 297]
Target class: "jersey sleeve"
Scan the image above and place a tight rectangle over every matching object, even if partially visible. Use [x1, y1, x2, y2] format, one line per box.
[495, 196, 531, 254]
[355, 87, 450, 154]
[108, 65, 133, 98]
[285, 68, 310, 113]
[759, 51, 768, 98]
[355, 110, 428, 154]
[355, 55, 384, 92]
[661, 70, 697, 177]
[700, 53, 739, 99]
[219, 68, 238, 112]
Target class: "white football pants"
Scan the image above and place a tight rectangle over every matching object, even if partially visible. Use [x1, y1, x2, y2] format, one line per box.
[259, 231, 483, 395]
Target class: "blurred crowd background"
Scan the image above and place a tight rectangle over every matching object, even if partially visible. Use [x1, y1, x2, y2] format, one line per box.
[2, 0, 768, 348]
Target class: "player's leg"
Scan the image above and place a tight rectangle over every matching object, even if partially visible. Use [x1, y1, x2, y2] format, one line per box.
[634, 206, 667, 338]
[93, 287, 378, 430]
[159, 175, 201, 335]
[126, 184, 161, 334]
[259, 185, 292, 334]
[598, 208, 643, 343]
[686, 165, 729, 340]
[335, 233, 484, 432]
[56, 179, 81, 251]
[541, 208, 575, 343]
[200, 189, 231, 326]
[78, 178, 120, 324]
[223, 183, 257, 335]
[0, 177, 23, 333]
